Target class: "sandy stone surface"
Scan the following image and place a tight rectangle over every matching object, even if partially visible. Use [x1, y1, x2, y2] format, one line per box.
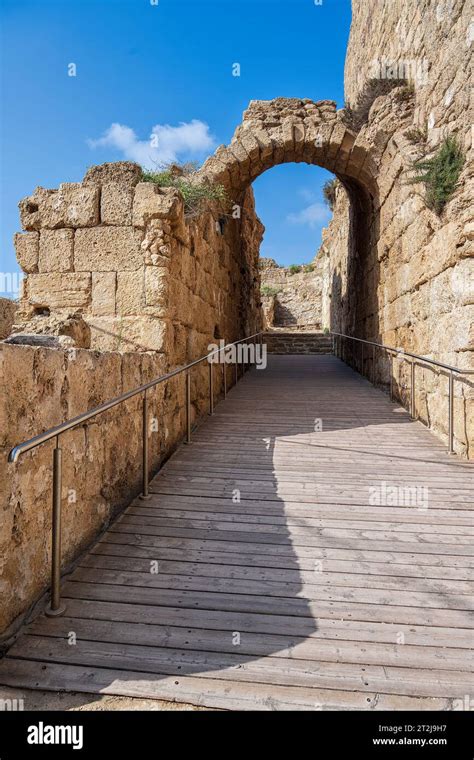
[0, 686, 210, 711]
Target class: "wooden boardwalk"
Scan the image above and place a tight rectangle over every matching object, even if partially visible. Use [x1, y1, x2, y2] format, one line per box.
[0, 355, 473, 710]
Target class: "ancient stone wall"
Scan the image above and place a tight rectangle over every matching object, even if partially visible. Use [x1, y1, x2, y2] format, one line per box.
[13, 162, 263, 362]
[260, 258, 328, 330]
[0, 298, 17, 339]
[324, 0, 473, 455]
[0, 343, 170, 634]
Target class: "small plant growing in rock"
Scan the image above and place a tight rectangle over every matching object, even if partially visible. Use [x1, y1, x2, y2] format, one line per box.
[323, 178, 339, 211]
[141, 162, 227, 215]
[261, 285, 280, 297]
[407, 136, 465, 214]
[288, 264, 302, 275]
[302, 263, 315, 273]
[342, 77, 409, 131]
[405, 126, 427, 145]
[393, 83, 415, 103]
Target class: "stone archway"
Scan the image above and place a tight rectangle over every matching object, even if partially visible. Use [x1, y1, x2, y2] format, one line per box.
[198, 97, 382, 342]
[198, 98, 378, 202]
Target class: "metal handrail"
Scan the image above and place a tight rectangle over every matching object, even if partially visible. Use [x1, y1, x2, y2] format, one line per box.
[331, 332, 474, 376]
[331, 331, 474, 456]
[7, 330, 263, 616]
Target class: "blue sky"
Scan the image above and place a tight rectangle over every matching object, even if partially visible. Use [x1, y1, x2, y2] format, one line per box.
[0, 0, 351, 293]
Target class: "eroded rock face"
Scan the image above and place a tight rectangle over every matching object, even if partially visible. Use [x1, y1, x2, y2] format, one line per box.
[260, 258, 329, 330]
[0, 298, 17, 340]
[19, 184, 100, 230]
[10, 312, 91, 349]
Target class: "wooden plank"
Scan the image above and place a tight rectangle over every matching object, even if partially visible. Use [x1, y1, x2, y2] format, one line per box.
[37, 598, 474, 649]
[110, 522, 474, 557]
[119, 513, 474, 544]
[25, 616, 473, 671]
[69, 567, 474, 611]
[62, 580, 474, 627]
[0, 659, 450, 711]
[81, 553, 474, 592]
[126, 506, 474, 534]
[104, 529, 474, 566]
[93, 540, 474, 580]
[7, 637, 472, 698]
[128, 495, 474, 524]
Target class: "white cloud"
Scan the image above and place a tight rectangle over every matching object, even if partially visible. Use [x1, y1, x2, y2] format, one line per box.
[298, 187, 317, 202]
[87, 120, 216, 169]
[287, 202, 331, 229]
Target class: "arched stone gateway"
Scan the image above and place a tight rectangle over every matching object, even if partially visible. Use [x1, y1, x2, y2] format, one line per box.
[199, 98, 378, 202]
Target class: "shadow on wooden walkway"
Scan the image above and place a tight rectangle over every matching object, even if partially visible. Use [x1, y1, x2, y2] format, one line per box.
[0, 356, 472, 710]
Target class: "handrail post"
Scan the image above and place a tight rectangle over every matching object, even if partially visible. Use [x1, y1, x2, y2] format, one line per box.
[389, 352, 394, 402]
[185, 371, 192, 444]
[410, 361, 416, 420]
[448, 371, 455, 455]
[235, 352, 238, 384]
[223, 356, 227, 398]
[372, 344, 376, 385]
[140, 390, 151, 500]
[209, 361, 214, 415]
[46, 436, 66, 617]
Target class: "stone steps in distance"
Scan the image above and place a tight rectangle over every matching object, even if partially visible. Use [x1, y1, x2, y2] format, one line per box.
[263, 331, 333, 355]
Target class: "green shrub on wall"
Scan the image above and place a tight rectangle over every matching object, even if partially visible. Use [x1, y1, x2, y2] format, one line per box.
[261, 285, 280, 297]
[407, 136, 465, 214]
[141, 162, 227, 215]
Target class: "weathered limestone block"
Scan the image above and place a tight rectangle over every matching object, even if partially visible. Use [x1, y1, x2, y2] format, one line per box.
[145, 267, 169, 307]
[0, 298, 17, 339]
[28, 273, 91, 309]
[83, 161, 142, 188]
[132, 184, 183, 228]
[74, 227, 143, 271]
[20, 184, 100, 230]
[237, 129, 262, 163]
[14, 232, 39, 273]
[101, 183, 134, 225]
[292, 122, 306, 159]
[18, 187, 55, 230]
[179, 249, 196, 289]
[89, 316, 169, 352]
[91, 272, 117, 317]
[9, 311, 91, 348]
[452, 259, 474, 307]
[116, 271, 145, 316]
[38, 229, 74, 272]
[261, 294, 276, 328]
